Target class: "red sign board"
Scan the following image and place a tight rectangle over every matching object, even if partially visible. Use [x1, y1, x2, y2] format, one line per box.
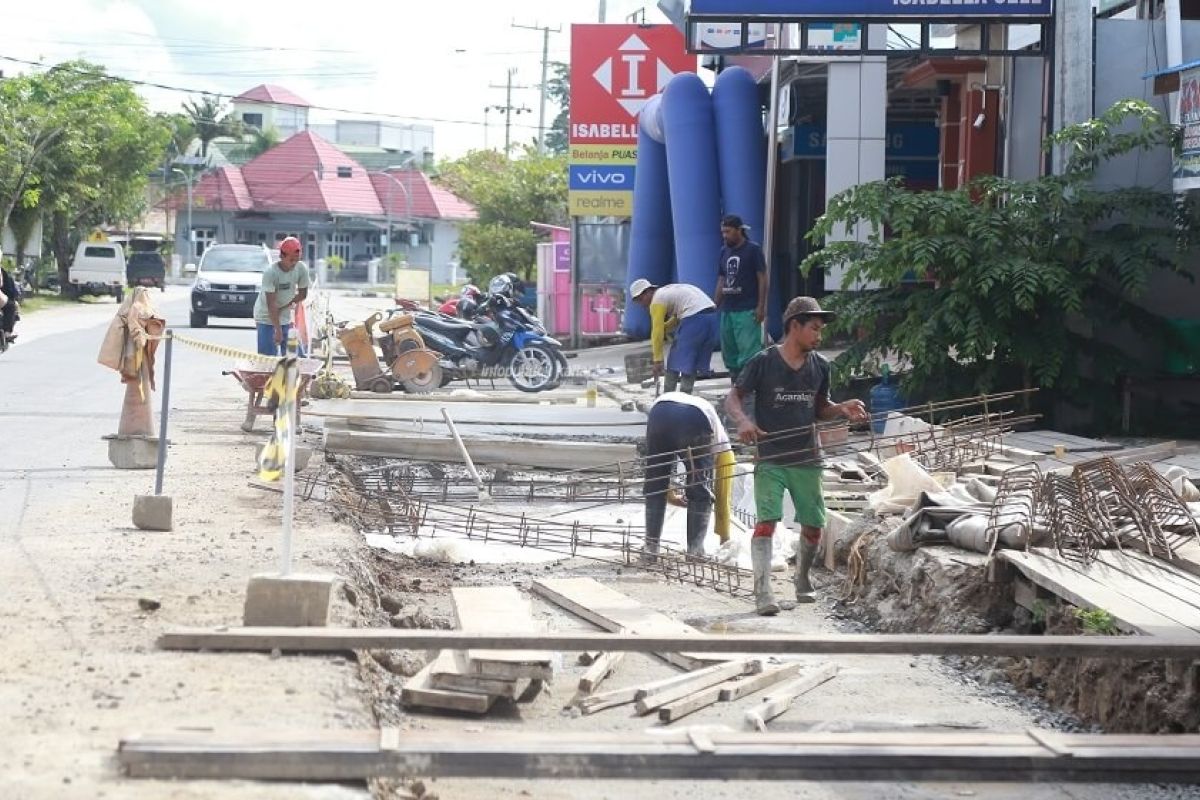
[569, 24, 695, 146]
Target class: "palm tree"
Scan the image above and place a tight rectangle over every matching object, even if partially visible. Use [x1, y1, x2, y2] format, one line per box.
[227, 127, 281, 162]
[182, 95, 242, 158]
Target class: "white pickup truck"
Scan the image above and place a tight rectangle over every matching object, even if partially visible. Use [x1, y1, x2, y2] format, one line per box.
[67, 241, 125, 300]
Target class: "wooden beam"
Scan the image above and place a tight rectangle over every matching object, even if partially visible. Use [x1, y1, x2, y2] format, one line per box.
[744, 663, 839, 731]
[718, 662, 805, 702]
[118, 729, 1200, 783]
[401, 659, 496, 714]
[157, 628, 1200, 659]
[635, 660, 759, 715]
[452, 587, 553, 680]
[578, 651, 624, 694]
[530, 577, 726, 670]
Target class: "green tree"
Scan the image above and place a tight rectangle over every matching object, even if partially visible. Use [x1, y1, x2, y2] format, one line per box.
[0, 77, 61, 236]
[228, 126, 281, 161]
[8, 62, 173, 288]
[800, 99, 1194, 424]
[544, 62, 569, 156]
[436, 146, 568, 281]
[157, 111, 197, 161]
[182, 94, 242, 158]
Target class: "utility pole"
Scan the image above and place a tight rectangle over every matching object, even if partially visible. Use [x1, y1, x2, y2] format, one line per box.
[488, 68, 532, 156]
[598, 0, 606, 22]
[512, 21, 561, 154]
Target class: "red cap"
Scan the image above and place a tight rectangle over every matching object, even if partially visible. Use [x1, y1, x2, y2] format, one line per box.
[279, 236, 301, 256]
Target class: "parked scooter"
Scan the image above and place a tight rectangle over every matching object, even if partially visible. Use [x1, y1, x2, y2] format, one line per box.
[391, 285, 566, 393]
[0, 267, 20, 354]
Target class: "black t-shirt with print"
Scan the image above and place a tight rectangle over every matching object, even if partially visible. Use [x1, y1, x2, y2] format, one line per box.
[717, 239, 766, 312]
[735, 346, 831, 466]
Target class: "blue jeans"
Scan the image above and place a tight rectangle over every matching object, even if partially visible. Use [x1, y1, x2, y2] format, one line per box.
[666, 311, 719, 376]
[256, 323, 305, 357]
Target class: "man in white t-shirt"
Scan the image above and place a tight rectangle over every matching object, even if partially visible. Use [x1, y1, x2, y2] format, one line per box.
[254, 236, 310, 356]
[641, 391, 736, 561]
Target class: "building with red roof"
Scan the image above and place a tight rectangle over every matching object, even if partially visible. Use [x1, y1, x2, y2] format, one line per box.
[231, 84, 312, 140]
[175, 130, 475, 284]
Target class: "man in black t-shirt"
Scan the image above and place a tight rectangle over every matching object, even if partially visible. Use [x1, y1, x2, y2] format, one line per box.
[713, 214, 766, 384]
[725, 296, 867, 616]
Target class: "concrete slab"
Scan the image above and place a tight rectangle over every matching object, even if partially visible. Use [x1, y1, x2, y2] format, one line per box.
[242, 572, 337, 627]
[132, 494, 173, 531]
[104, 435, 159, 470]
[310, 398, 644, 427]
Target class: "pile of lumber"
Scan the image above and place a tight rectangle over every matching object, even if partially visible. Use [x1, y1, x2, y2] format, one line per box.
[401, 586, 552, 714]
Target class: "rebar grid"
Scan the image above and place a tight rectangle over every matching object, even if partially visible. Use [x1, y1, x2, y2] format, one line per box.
[1126, 462, 1200, 555]
[985, 465, 1043, 557]
[1072, 457, 1176, 560]
[1038, 472, 1114, 565]
[321, 465, 755, 597]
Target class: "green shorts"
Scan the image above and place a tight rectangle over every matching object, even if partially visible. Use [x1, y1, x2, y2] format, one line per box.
[754, 462, 827, 529]
[720, 309, 763, 373]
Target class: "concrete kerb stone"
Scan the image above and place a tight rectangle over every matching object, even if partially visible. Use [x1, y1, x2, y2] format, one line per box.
[254, 443, 314, 472]
[104, 435, 159, 470]
[243, 573, 338, 627]
[132, 494, 173, 531]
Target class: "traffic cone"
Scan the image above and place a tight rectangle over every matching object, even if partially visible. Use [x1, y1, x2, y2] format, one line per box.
[117, 372, 154, 437]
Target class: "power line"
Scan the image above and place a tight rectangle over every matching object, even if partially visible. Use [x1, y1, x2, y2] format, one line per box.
[0, 54, 547, 132]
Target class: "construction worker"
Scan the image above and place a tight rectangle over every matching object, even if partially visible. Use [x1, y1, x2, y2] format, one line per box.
[714, 214, 767, 384]
[724, 296, 868, 616]
[255, 236, 310, 356]
[642, 391, 736, 561]
[629, 278, 719, 394]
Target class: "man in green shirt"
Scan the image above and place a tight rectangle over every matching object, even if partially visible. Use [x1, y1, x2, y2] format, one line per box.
[254, 236, 310, 356]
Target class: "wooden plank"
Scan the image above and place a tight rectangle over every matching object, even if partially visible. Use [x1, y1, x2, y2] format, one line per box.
[347, 390, 582, 405]
[635, 660, 758, 715]
[428, 652, 529, 700]
[531, 577, 724, 670]
[1125, 540, 1200, 580]
[657, 684, 724, 723]
[1089, 551, 1200, 616]
[718, 662, 806, 702]
[1119, 548, 1200, 592]
[401, 659, 496, 714]
[156, 627, 1200, 659]
[577, 685, 638, 714]
[998, 549, 1200, 638]
[1041, 554, 1200, 632]
[578, 651, 624, 694]
[118, 729, 1200, 783]
[451, 586, 552, 679]
[744, 663, 839, 731]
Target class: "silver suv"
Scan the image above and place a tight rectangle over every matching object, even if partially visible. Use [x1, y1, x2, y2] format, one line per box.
[189, 244, 272, 328]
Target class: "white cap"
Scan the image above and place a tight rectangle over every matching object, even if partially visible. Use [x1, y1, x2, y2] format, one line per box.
[629, 278, 656, 300]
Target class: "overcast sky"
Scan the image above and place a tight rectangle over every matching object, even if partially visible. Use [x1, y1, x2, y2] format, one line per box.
[2, 0, 676, 158]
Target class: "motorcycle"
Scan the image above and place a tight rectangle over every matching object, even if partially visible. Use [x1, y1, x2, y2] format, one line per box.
[0, 269, 19, 354]
[385, 292, 566, 392]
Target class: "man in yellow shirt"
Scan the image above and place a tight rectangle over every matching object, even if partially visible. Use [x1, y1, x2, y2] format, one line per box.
[630, 278, 719, 394]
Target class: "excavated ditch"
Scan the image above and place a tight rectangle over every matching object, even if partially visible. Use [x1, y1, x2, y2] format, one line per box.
[827, 515, 1200, 734]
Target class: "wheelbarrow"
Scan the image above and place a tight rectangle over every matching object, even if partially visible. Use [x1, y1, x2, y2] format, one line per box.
[224, 358, 321, 433]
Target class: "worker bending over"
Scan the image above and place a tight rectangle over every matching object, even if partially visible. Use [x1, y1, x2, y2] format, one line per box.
[629, 278, 719, 394]
[642, 391, 736, 560]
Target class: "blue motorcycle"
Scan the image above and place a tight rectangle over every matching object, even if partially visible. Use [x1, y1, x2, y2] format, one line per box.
[388, 287, 566, 393]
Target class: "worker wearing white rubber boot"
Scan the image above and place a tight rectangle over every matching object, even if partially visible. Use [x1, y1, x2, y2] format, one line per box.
[641, 392, 736, 562]
[724, 297, 868, 615]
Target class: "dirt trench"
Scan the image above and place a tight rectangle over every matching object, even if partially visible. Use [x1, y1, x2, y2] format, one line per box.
[829, 516, 1200, 734]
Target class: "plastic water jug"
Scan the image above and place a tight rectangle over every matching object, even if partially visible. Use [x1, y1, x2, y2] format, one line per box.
[869, 365, 904, 435]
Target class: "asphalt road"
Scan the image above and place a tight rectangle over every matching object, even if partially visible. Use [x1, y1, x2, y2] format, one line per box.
[0, 286, 274, 473]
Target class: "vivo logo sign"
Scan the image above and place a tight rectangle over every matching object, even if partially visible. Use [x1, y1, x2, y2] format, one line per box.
[569, 164, 636, 191]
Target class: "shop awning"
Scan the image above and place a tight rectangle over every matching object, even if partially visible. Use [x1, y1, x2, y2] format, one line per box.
[1143, 58, 1200, 95]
